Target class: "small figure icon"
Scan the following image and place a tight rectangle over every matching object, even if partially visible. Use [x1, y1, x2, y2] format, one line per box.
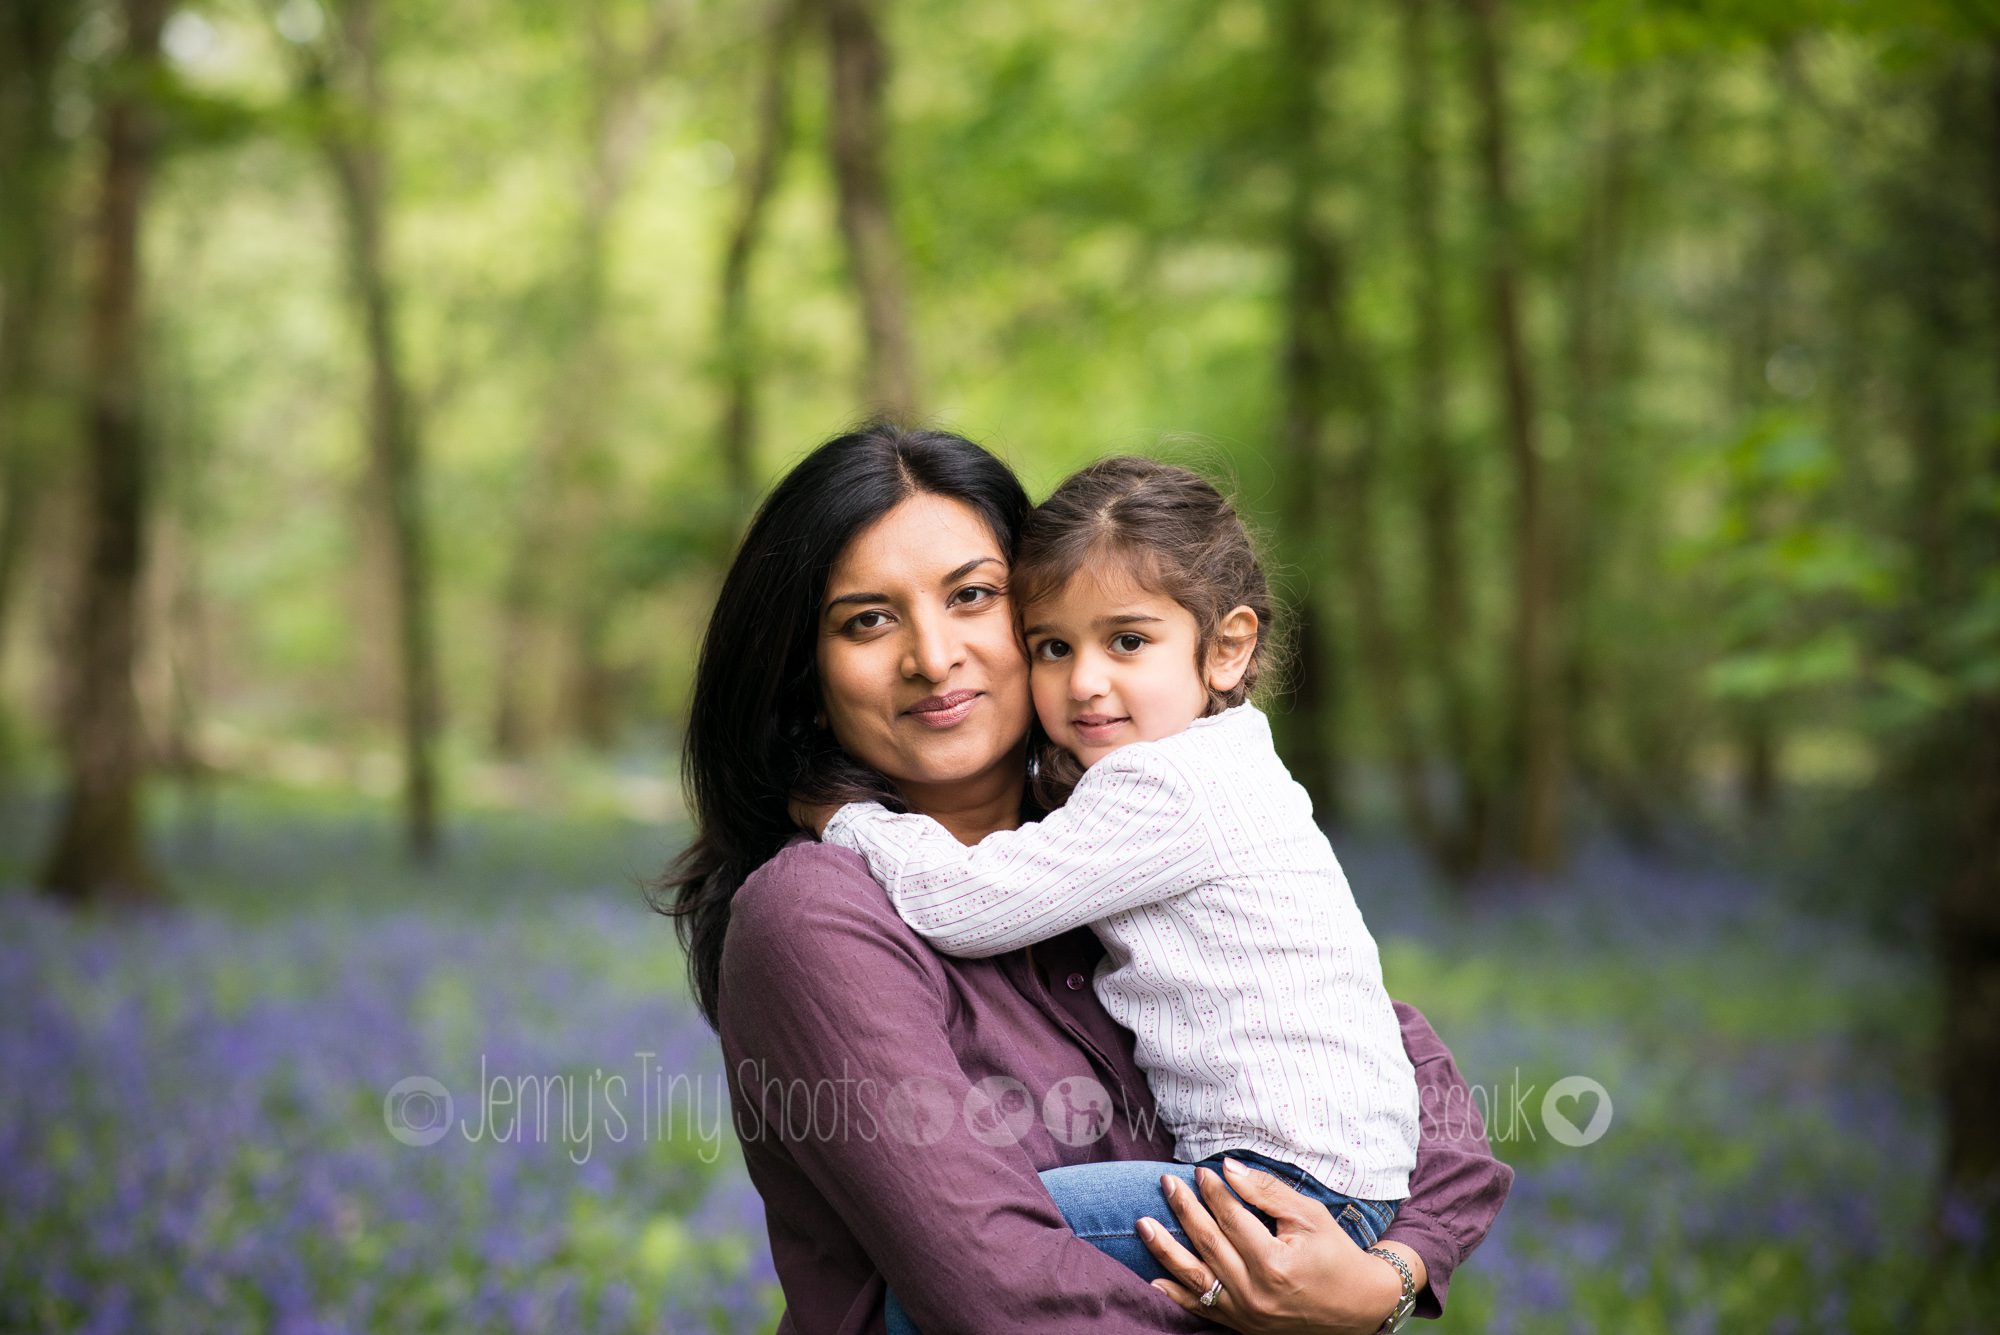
[1043, 1076, 1113, 1147]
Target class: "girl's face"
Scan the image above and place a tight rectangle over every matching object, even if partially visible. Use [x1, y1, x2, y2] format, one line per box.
[815, 493, 1034, 802]
[1022, 561, 1213, 769]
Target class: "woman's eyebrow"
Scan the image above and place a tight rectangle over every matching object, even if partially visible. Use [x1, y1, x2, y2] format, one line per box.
[940, 555, 1002, 584]
[823, 556, 1002, 618]
[824, 590, 890, 615]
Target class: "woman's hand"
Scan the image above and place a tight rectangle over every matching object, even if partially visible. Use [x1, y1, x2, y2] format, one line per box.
[1136, 1158, 1423, 1333]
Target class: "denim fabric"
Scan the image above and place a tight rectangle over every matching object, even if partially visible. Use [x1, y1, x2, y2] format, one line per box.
[884, 1154, 1401, 1334]
[1199, 1149, 1399, 1251]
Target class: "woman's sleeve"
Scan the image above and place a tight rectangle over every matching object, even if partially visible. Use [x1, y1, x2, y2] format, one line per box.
[720, 844, 1207, 1333]
[819, 749, 1211, 956]
[1382, 1000, 1513, 1318]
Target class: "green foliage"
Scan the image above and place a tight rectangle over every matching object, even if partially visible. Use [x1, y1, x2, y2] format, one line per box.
[2, 0, 1993, 844]
[1680, 412, 1901, 705]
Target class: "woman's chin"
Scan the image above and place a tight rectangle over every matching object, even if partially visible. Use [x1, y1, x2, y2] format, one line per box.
[886, 727, 1028, 792]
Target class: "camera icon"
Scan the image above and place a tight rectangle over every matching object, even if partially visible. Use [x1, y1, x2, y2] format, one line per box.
[963, 1076, 1035, 1147]
[383, 1076, 454, 1147]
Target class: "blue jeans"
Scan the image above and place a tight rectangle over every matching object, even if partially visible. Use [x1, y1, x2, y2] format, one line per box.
[884, 1151, 1399, 1334]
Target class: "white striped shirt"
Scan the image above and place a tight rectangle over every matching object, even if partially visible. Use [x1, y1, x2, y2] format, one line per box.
[822, 703, 1418, 1199]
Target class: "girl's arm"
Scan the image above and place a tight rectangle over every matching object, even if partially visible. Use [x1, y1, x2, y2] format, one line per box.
[821, 746, 1210, 956]
[720, 842, 1210, 1333]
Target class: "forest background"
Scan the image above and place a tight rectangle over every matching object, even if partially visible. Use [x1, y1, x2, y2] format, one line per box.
[3, 0, 1998, 1329]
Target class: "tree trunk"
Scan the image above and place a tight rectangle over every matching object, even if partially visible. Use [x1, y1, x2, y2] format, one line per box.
[1399, 0, 1493, 880]
[562, 597, 620, 750]
[1729, 87, 1796, 824]
[1939, 689, 2000, 1249]
[161, 505, 217, 857]
[1274, 0, 1434, 846]
[716, 0, 805, 516]
[0, 0, 74, 702]
[37, 0, 168, 905]
[1561, 87, 1660, 843]
[491, 0, 678, 758]
[1463, 0, 1564, 874]
[315, 0, 441, 861]
[1933, 44, 2000, 1253]
[1270, 0, 1343, 825]
[824, 0, 918, 420]
[1736, 703, 1779, 814]
[1335, 420, 1443, 854]
[488, 547, 539, 758]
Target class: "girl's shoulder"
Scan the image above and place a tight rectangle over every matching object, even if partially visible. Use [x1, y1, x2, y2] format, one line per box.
[1139, 701, 1276, 771]
[1070, 706, 1281, 824]
[1132, 704, 1302, 816]
[1067, 704, 1269, 784]
[1182, 700, 1270, 738]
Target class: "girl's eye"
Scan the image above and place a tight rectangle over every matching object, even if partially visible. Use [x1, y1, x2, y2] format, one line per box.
[843, 610, 892, 634]
[1034, 639, 1071, 662]
[1111, 633, 1147, 653]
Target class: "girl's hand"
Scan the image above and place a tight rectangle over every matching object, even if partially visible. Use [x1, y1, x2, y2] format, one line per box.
[1137, 1158, 1422, 1334]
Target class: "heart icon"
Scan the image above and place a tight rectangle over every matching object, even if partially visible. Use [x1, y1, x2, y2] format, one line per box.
[1541, 1075, 1612, 1146]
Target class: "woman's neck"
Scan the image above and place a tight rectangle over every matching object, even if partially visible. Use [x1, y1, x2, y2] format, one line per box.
[897, 745, 1028, 845]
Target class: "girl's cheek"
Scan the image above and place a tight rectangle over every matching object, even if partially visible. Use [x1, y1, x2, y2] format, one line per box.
[1029, 665, 1065, 711]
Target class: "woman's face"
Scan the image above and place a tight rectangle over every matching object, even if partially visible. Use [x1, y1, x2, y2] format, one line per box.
[816, 493, 1033, 801]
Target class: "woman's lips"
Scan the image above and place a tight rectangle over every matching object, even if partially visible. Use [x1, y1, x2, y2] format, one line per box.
[1070, 714, 1129, 743]
[904, 690, 981, 729]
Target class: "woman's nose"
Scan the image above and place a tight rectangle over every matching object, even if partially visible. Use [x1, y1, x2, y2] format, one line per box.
[902, 615, 963, 682]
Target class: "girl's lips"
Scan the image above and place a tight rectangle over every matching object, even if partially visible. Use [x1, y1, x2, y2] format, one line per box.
[1071, 715, 1129, 742]
[904, 690, 981, 729]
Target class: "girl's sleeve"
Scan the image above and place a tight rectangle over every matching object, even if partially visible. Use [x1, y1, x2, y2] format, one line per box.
[1381, 1000, 1514, 1318]
[720, 843, 1207, 1333]
[820, 748, 1211, 957]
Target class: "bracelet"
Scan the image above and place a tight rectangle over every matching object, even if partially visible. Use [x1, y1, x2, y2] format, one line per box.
[1365, 1246, 1417, 1335]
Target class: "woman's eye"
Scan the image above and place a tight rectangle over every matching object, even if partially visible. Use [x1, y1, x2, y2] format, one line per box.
[1112, 633, 1147, 653]
[950, 584, 999, 608]
[844, 610, 891, 633]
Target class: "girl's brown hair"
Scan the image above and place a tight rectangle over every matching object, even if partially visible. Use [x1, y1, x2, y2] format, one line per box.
[1013, 456, 1276, 807]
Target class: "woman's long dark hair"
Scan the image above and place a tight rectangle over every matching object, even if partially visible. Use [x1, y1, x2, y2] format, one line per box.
[653, 423, 1030, 1029]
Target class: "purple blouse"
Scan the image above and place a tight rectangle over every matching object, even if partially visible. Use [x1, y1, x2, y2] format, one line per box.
[718, 840, 1511, 1334]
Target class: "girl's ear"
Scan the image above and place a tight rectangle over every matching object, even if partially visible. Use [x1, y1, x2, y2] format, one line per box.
[1205, 605, 1260, 693]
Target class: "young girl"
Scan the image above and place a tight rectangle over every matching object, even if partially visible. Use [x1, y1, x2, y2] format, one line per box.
[814, 456, 1420, 1320]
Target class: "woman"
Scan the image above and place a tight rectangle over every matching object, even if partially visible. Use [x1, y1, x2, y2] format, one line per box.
[659, 425, 1510, 1334]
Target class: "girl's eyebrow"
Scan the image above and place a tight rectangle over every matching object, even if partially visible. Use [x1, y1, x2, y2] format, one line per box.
[824, 556, 1002, 617]
[1021, 612, 1164, 637]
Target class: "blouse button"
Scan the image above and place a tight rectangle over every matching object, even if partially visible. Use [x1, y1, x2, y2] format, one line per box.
[1065, 972, 1087, 991]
